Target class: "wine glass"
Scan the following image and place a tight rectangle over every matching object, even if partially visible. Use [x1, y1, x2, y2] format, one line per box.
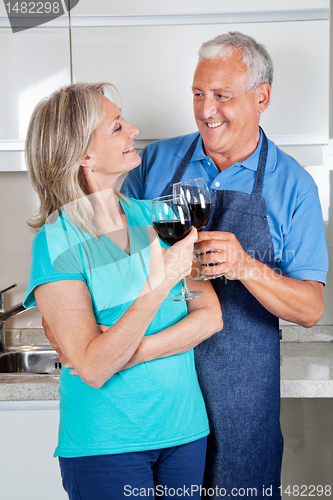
[173, 177, 222, 281]
[151, 194, 203, 301]
[173, 177, 211, 231]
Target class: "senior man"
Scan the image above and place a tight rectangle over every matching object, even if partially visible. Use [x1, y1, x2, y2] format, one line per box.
[121, 32, 328, 499]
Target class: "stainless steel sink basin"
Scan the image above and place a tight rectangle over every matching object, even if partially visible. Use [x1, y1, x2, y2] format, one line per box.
[0, 346, 61, 374]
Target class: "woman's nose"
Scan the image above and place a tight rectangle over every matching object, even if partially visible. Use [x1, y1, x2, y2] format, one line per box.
[126, 121, 140, 139]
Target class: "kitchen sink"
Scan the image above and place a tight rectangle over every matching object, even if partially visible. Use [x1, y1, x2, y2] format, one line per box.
[0, 346, 61, 374]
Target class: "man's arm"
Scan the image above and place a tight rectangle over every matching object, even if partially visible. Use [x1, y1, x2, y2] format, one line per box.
[195, 231, 324, 328]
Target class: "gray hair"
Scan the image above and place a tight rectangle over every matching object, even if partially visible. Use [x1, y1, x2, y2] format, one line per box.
[25, 82, 125, 236]
[198, 31, 273, 92]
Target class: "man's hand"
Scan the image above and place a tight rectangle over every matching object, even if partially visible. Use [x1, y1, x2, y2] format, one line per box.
[193, 231, 324, 328]
[194, 231, 252, 281]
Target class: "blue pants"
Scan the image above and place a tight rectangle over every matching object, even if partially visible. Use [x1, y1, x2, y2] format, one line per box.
[59, 437, 207, 500]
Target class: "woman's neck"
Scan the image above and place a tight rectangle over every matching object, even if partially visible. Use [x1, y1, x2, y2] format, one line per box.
[82, 169, 130, 253]
[90, 187, 125, 233]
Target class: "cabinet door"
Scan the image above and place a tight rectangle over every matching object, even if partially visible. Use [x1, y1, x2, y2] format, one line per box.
[71, 0, 329, 16]
[71, 19, 328, 146]
[0, 407, 67, 500]
[0, 27, 71, 143]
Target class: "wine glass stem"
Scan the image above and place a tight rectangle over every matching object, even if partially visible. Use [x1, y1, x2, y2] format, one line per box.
[181, 278, 190, 297]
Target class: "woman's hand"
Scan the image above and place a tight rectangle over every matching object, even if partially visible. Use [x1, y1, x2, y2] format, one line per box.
[145, 225, 198, 295]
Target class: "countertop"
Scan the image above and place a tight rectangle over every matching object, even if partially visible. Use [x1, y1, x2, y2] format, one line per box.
[1, 326, 333, 402]
[280, 341, 333, 397]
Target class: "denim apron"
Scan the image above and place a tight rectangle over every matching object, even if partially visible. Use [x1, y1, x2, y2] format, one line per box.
[161, 130, 283, 499]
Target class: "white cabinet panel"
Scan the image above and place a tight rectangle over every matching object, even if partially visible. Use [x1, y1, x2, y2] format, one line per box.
[0, 407, 67, 500]
[72, 0, 329, 17]
[0, 28, 71, 142]
[72, 20, 329, 144]
[281, 399, 333, 495]
[258, 21, 329, 142]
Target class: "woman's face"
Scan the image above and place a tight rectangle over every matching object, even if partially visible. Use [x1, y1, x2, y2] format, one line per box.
[84, 97, 141, 180]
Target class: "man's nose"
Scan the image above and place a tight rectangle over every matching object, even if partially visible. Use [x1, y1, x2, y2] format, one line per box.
[200, 97, 218, 119]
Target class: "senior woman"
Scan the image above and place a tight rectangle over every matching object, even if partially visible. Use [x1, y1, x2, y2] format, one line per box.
[23, 82, 222, 500]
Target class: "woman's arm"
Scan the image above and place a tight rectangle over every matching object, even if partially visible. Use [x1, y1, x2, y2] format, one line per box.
[120, 276, 222, 371]
[43, 276, 222, 374]
[44, 279, 222, 374]
[35, 227, 200, 388]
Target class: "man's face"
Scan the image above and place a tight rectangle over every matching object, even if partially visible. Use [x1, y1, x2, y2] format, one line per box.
[192, 51, 267, 165]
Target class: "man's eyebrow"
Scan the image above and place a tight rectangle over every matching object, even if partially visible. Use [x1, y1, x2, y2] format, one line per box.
[192, 86, 233, 92]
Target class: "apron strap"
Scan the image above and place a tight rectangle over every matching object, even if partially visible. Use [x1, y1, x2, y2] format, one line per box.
[252, 128, 268, 197]
[160, 133, 200, 196]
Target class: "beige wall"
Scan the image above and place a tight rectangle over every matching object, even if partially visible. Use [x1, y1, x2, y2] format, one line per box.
[0, 172, 39, 327]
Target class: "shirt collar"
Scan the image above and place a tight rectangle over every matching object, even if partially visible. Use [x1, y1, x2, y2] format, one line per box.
[176, 133, 207, 162]
[233, 130, 263, 171]
[180, 129, 277, 173]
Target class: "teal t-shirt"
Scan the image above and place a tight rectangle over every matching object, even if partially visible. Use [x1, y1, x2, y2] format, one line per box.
[24, 198, 209, 457]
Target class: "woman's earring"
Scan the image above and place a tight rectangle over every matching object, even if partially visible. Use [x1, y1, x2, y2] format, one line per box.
[91, 165, 96, 173]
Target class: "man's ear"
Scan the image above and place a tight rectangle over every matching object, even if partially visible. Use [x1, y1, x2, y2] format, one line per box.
[257, 83, 271, 113]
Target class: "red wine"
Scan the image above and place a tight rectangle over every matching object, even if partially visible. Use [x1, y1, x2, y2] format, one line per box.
[154, 220, 191, 244]
[188, 202, 211, 230]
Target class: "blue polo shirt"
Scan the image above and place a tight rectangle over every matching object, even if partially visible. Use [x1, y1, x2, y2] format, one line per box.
[122, 132, 328, 284]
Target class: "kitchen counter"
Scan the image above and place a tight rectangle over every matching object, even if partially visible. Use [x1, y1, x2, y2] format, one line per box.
[1, 326, 333, 403]
[280, 341, 333, 397]
[0, 374, 60, 403]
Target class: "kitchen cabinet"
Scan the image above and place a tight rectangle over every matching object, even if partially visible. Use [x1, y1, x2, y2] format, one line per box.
[0, 23, 71, 171]
[71, 0, 329, 17]
[0, 27, 70, 143]
[0, 401, 67, 500]
[0, 0, 329, 171]
[71, 18, 329, 147]
[281, 398, 333, 494]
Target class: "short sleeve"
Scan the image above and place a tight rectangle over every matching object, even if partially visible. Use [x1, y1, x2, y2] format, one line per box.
[279, 186, 328, 284]
[23, 223, 86, 308]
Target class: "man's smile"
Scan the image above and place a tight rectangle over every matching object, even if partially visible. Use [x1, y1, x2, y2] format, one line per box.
[206, 121, 225, 128]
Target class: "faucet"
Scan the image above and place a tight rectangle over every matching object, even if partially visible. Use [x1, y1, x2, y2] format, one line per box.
[0, 284, 35, 352]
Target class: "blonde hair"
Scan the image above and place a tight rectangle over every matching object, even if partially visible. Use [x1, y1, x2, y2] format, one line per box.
[25, 81, 126, 236]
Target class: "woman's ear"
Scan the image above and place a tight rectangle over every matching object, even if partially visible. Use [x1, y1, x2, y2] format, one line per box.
[80, 155, 92, 168]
